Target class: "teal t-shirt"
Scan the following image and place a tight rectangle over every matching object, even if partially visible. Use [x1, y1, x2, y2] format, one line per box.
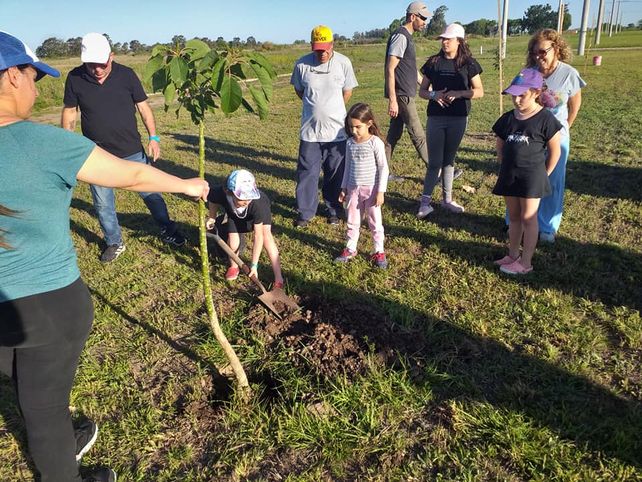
[0, 121, 95, 302]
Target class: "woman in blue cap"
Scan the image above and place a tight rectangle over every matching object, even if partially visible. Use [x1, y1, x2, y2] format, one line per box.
[0, 31, 209, 482]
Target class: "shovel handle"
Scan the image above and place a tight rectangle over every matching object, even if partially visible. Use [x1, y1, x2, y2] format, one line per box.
[209, 231, 269, 294]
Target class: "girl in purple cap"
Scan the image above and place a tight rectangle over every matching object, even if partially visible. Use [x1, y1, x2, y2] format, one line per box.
[206, 169, 284, 287]
[492, 68, 562, 275]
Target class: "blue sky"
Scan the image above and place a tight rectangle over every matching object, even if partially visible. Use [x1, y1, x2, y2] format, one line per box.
[5, 0, 641, 50]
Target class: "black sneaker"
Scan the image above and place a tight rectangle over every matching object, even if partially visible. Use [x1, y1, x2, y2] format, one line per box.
[75, 419, 98, 462]
[160, 228, 186, 247]
[294, 218, 308, 229]
[100, 243, 125, 263]
[328, 215, 339, 225]
[83, 467, 117, 482]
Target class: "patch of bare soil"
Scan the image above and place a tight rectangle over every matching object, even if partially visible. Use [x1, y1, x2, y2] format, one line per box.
[247, 295, 426, 379]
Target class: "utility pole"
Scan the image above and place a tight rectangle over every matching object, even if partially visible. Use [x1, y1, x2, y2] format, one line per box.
[615, 1, 622, 33]
[557, 0, 566, 32]
[608, 0, 616, 36]
[595, 0, 606, 44]
[578, 0, 591, 56]
[501, 0, 509, 59]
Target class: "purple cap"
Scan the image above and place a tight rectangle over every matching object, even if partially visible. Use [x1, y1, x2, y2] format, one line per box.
[503, 68, 544, 96]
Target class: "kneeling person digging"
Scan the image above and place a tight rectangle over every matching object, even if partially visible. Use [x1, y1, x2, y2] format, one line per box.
[206, 170, 284, 288]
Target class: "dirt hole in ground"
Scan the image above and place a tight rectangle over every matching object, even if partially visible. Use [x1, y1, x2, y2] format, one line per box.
[246, 294, 426, 379]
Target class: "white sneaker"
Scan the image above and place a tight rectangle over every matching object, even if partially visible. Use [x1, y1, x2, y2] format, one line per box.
[441, 200, 465, 213]
[417, 201, 434, 219]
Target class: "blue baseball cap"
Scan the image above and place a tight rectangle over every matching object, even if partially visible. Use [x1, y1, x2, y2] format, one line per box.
[0, 31, 60, 80]
[227, 169, 260, 201]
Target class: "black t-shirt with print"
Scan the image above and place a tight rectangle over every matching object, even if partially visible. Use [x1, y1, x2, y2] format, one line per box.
[492, 108, 562, 198]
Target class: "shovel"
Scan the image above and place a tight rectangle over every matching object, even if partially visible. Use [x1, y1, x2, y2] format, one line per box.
[207, 230, 300, 319]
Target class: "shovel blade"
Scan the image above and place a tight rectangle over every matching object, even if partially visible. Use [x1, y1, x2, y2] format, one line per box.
[258, 288, 300, 319]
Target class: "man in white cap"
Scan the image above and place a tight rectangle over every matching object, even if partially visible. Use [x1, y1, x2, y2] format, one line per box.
[384, 2, 431, 180]
[61, 32, 185, 262]
[290, 25, 358, 228]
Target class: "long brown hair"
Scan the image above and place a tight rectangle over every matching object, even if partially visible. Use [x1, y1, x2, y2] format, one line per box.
[345, 103, 384, 140]
[427, 37, 475, 71]
[526, 28, 572, 67]
[0, 205, 17, 249]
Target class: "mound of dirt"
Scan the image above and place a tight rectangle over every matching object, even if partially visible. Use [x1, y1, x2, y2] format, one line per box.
[246, 295, 426, 379]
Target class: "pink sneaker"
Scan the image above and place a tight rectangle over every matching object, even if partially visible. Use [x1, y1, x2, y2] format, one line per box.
[494, 255, 520, 266]
[225, 266, 240, 281]
[500, 259, 533, 275]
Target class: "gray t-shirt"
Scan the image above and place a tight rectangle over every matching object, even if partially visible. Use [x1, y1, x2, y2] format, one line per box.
[341, 136, 389, 192]
[290, 51, 358, 142]
[543, 62, 586, 138]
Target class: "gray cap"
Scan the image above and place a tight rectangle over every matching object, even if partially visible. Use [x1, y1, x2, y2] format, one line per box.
[407, 1, 432, 18]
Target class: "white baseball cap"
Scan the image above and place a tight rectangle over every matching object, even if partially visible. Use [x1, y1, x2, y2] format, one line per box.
[81, 33, 111, 63]
[227, 169, 260, 201]
[439, 23, 466, 39]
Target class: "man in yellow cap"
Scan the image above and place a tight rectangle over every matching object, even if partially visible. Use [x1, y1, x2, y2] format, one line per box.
[290, 25, 358, 228]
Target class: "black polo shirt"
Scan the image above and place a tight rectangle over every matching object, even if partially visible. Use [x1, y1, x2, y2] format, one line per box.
[63, 62, 147, 157]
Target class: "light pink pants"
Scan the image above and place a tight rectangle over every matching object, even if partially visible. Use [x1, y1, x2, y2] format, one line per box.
[345, 185, 385, 253]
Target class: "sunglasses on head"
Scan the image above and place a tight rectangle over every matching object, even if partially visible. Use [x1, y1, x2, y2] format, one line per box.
[415, 13, 427, 21]
[532, 45, 554, 57]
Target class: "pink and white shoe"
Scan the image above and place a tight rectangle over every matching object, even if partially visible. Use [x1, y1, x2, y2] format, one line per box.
[500, 259, 533, 275]
[494, 255, 520, 266]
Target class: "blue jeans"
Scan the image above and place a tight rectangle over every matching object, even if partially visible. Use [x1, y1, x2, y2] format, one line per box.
[90, 151, 175, 245]
[295, 140, 346, 221]
[538, 136, 570, 234]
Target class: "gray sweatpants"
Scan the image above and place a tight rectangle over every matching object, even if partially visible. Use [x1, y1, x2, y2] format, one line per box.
[422, 115, 468, 202]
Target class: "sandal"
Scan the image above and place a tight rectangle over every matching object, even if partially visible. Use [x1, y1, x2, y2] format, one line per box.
[494, 255, 520, 266]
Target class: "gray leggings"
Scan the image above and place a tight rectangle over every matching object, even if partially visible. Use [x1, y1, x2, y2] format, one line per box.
[422, 115, 468, 202]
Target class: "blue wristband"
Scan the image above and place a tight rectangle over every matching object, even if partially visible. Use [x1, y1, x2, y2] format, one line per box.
[250, 263, 258, 270]
[149, 135, 160, 142]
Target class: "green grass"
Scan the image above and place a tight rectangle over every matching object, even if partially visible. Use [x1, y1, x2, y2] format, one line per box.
[2, 33, 641, 480]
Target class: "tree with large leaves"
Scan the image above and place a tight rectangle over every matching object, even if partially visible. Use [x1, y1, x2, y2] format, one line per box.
[144, 39, 277, 392]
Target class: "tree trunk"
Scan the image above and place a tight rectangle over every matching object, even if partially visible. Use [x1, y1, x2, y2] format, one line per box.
[198, 120, 250, 392]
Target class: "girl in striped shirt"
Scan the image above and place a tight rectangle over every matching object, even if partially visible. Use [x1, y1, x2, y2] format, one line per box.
[335, 103, 390, 269]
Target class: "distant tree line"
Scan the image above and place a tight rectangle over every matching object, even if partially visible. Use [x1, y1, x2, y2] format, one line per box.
[352, 3, 576, 42]
[35, 33, 275, 58]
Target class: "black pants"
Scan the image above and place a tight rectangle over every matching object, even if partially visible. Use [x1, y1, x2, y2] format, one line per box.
[0, 278, 93, 481]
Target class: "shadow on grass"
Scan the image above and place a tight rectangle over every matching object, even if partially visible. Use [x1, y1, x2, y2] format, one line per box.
[566, 161, 642, 202]
[262, 273, 642, 470]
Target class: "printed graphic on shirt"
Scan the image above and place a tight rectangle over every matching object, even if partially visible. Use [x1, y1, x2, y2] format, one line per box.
[506, 132, 530, 145]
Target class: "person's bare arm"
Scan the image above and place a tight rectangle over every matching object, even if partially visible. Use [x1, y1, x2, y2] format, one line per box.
[343, 89, 353, 104]
[444, 74, 484, 103]
[77, 146, 208, 199]
[567, 90, 582, 129]
[60, 106, 78, 131]
[386, 56, 400, 118]
[136, 100, 160, 161]
[496, 137, 505, 163]
[418, 75, 431, 100]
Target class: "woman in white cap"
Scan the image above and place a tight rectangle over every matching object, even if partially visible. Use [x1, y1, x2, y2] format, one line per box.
[417, 23, 484, 218]
[0, 31, 208, 482]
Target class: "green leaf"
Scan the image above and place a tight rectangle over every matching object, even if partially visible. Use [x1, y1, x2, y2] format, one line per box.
[210, 58, 227, 92]
[151, 43, 168, 57]
[184, 39, 210, 60]
[220, 76, 242, 114]
[248, 84, 269, 120]
[241, 97, 255, 115]
[163, 83, 176, 106]
[230, 63, 246, 80]
[151, 68, 169, 93]
[197, 50, 219, 72]
[248, 52, 277, 79]
[169, 56, 188, 85]
[248, 61, 273, 102]
[143, 55, 165, 84]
